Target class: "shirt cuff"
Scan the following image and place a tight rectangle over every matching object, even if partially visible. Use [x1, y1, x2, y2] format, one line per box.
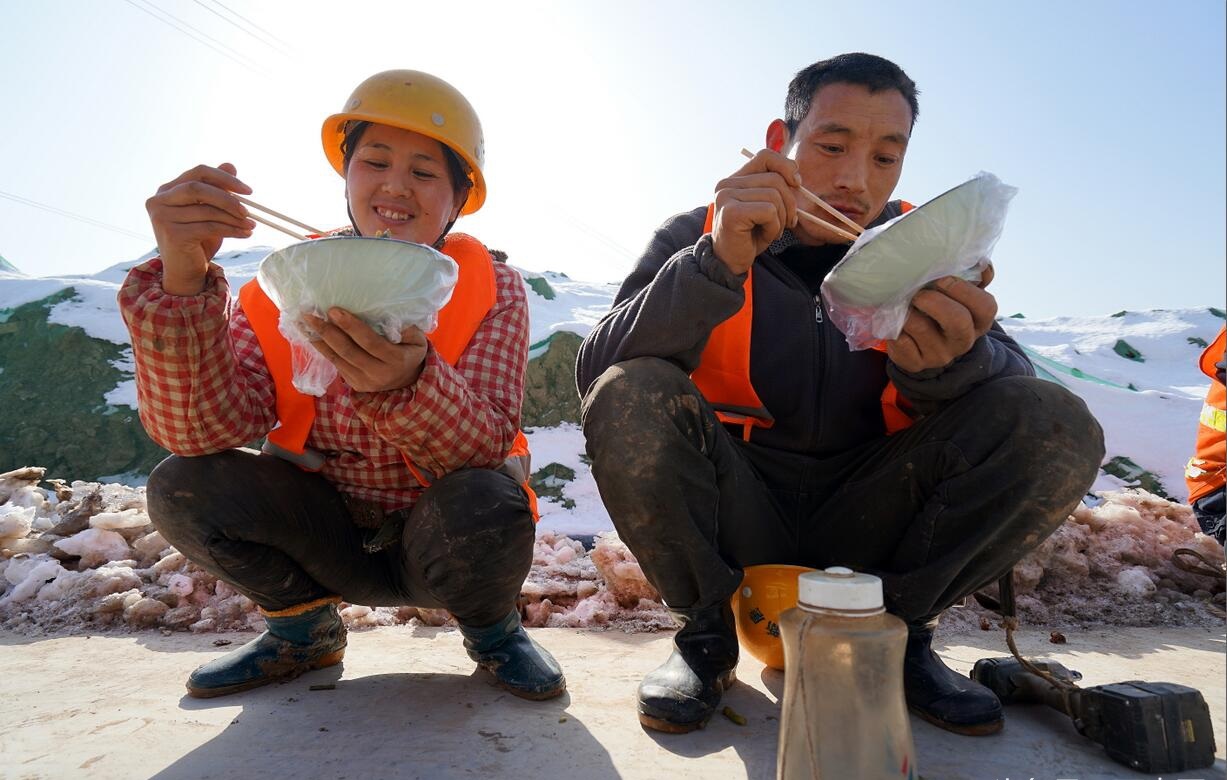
[694, 234, 748, 291]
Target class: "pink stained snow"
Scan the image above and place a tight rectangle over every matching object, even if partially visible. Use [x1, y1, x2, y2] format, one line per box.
[0, 466, 1221, 638]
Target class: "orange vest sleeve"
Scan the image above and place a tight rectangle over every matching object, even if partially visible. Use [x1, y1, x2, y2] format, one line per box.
[691, 202, 917, 438]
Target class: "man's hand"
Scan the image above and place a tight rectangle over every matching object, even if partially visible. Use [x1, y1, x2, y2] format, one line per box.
[302, 308, 429, 392]
[145, 163, 256, 295]
[711, 150, 801, 275]
[886, 268, 998, 373]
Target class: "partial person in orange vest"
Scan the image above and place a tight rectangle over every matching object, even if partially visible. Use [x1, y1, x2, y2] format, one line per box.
[118, 70, 565, 700]
[1186, 325, 1226, 545]
[577, 53, 1104, 736]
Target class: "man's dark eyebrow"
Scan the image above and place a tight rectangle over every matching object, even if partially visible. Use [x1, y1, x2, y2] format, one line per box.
[813, 122, 851, 136]
[812, 122, 909, 145]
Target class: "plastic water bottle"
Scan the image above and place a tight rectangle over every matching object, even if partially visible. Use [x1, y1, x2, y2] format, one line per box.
[776, 567, 917, 780]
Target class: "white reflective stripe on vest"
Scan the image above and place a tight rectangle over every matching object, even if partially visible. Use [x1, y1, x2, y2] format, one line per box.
[1200, 403, 1226, 433]
[1186, 457, 1208, 480]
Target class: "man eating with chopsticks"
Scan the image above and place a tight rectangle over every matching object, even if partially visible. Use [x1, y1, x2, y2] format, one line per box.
[576, 52, 1104, 735]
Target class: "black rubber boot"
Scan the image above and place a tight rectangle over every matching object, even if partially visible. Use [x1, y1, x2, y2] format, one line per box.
[186, 596, 347, 698]
[461, 610, 566, 701]
[637, 602, 739, 733]
[904, 625, 1003, 735]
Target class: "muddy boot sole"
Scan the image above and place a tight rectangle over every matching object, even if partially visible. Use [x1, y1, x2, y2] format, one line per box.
[489, 675, 568, 701]
[908, 703, 1004, 736]
[186, 648, 345, 699]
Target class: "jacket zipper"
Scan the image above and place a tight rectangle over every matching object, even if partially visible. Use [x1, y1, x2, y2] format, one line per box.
[763, 257, 826, 452]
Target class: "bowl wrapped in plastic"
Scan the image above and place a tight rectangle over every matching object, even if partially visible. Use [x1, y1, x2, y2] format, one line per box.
[820, 172, 1017, 350]
[255, 236, 459, 395]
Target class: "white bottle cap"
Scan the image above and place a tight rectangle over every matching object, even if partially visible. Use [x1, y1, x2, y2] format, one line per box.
[797, 567, 884, 611]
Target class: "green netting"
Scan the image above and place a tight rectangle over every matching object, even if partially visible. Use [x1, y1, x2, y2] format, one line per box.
[1020, 345, 1138, 392]
[525, 277, 556, 300]
[529, 462, 577, 509]
[1102, 455, 1172, 499]
[1112, 339, 1145, 362]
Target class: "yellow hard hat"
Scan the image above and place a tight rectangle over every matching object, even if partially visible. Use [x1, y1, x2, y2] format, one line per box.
[731, 564, 816, 671]
[322, 70, 487, 215]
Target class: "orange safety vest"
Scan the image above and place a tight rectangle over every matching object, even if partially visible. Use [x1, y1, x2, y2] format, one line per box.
[1186, 325, 1226, 504]
[691, 203, 916, 441]
[238, 232, 538, 519]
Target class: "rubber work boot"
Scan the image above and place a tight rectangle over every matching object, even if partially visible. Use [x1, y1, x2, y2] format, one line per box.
[637, 602, 739, 733]
[186, 596, 347, 698]
[904, 625, 1003, 735]
[461, 610, 566, 700]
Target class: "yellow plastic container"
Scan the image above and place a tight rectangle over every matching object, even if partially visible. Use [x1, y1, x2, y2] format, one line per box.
[730, 564, 816, 670]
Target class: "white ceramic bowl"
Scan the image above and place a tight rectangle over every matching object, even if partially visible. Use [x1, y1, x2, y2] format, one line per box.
[824, 174, 1005, 308]
[256, 236, 458, 337]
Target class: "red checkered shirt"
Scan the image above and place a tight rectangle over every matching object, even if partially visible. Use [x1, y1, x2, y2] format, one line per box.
[118, 255, 529, 511]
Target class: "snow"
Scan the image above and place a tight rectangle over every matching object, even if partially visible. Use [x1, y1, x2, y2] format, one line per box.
[1005, 308, 1222, 498]
[1, 251, 1224, 635]
[519, 269, 619, 351]
[1, 467, 1219, 637]
[52, 527, 132, 568]
[523, 424, 611, 536]
[2, 247, 1219, 506]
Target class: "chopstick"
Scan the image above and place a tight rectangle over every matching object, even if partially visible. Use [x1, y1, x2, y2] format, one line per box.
[234, 195, 324, 240]
[739, 148, 865, 237]
[795, 209, 860, 243]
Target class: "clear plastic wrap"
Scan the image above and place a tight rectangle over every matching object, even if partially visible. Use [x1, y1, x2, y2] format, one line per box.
[255, 236, 458, 395]
[820, 172, 1017, 350]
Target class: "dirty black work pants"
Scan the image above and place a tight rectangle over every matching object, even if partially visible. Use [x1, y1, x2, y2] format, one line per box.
[1192, 487, 1226, 545]
[146, 450, 534, 627]
[582, 357, 1105, 624]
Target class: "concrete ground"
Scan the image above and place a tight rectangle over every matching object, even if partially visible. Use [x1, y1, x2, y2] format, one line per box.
[2, 625, 1224, 780]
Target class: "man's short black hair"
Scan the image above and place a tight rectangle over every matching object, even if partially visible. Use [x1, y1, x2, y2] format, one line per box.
[784, 53, 919, 133]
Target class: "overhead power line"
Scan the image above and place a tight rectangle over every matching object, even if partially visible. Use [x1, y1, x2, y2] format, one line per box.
[121, 0, 271, 78]
[204, 0, 296, 53]
[0, 189, 154, 243]
[555, 210, 638, 260]
[191, 0, 293, 57]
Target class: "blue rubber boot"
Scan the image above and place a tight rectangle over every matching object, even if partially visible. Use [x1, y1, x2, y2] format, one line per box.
[186, 596, 347, 698]
[461, 610, 566, 700]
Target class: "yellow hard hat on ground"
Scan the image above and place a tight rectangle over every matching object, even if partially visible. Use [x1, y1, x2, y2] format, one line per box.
[322, 70, 487, 215]
[731, 564, 816, 670]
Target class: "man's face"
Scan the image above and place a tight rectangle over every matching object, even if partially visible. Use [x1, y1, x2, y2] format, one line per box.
[786, 82, 912, 245]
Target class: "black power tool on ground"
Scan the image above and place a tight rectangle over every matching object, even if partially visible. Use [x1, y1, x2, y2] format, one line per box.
[970, 570, 1218, 774]
[971, 656, 1217, 773]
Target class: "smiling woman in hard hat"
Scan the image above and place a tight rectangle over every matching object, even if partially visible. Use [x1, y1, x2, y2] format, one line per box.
[117, 70, 565, 700]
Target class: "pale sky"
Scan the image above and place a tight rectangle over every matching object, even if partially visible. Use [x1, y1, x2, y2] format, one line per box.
[1, 0, 1223, 319]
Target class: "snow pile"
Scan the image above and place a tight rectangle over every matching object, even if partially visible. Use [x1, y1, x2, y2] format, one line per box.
[943, 489, 1225, 631]
[521, 530, 672, 631]
[0, 468, 671, 635]
[2, 465, 1222, 637]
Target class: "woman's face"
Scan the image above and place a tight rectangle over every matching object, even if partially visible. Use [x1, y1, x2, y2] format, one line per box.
[344, 123, 466, 245]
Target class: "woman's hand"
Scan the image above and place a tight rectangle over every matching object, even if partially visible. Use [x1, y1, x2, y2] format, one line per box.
[302, 308, 429, 392]
[145, 163, 256, 295]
